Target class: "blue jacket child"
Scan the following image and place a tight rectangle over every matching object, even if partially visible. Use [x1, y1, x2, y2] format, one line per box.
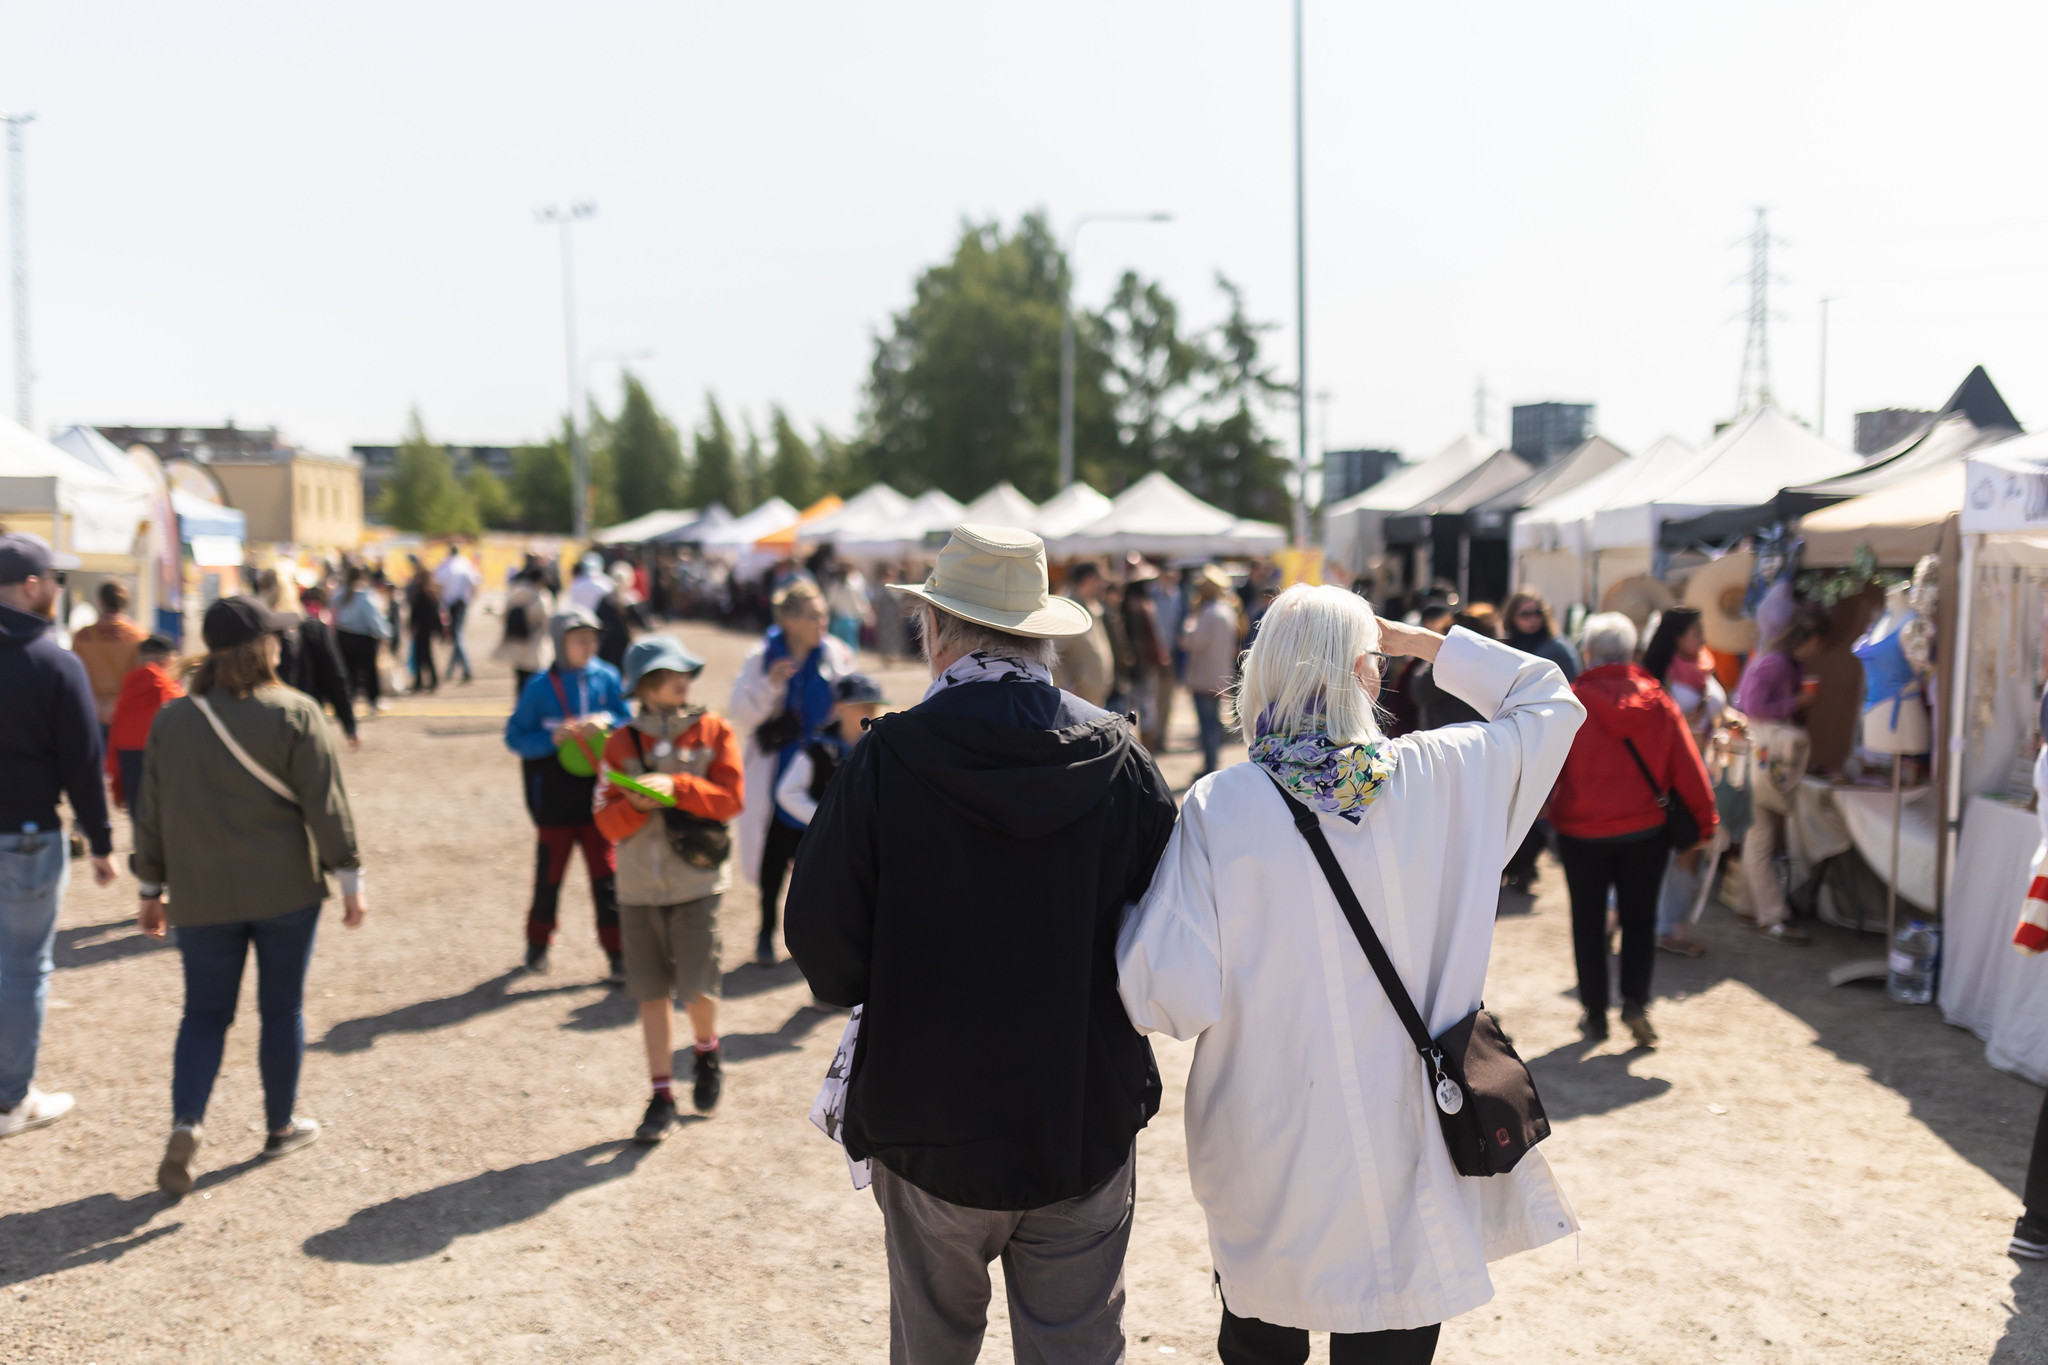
[501, 605, 633, 973]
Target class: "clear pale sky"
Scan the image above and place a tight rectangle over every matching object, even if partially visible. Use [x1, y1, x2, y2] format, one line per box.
[5, 1, 2044, 474]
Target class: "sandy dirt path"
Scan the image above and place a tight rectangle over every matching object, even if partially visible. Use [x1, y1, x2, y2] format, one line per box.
[3, 619, 2045, 1362]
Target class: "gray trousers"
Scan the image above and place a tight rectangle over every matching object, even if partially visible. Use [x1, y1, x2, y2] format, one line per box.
[872, 1150, 1135, 1365]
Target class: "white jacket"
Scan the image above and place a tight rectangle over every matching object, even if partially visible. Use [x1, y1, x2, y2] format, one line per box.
[1117, 628, 1586, 1333]
[728, 634, 857, 885]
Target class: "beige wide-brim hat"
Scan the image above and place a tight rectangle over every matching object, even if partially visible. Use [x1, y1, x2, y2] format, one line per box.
[1681, 549, 1759, 655]
[890, 523, 1093, 639]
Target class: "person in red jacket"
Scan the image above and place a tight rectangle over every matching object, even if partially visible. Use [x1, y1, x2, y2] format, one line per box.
[106, 636, 183, 816]
[1548, 612, 1718, 1049]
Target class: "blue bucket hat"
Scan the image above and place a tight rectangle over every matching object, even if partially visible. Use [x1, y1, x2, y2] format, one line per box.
[623, 635, 706, 693]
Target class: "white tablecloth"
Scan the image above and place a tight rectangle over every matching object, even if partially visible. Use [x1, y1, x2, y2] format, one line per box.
[1939, 795, 2048, 1086]
[1833, 785, 1937, 911]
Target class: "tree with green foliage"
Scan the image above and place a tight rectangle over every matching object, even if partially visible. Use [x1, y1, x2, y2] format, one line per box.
[766, 406, 818, 508]
[379, 408, 479, 536]
[813, 427, 854, 498]
[467, 465, 515, 529]
[738, 419, 765, 513]
[688, 395, 740, 512]
[508, 435, 572, 532]
[609, 373, 685, 518]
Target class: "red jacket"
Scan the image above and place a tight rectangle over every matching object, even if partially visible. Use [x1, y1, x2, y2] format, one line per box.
[1549, 664, 1718, 844]
[105, 662, 184, 806]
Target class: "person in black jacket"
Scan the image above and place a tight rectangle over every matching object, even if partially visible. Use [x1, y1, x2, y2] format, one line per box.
[277, 584, 359, 750]
[785, 524, 1177, 1364]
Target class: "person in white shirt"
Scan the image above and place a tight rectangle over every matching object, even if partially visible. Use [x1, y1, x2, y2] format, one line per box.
[431, 543, 483, 683]
[1117, 583, 1585, 1363]
[567, 554, 610, 615]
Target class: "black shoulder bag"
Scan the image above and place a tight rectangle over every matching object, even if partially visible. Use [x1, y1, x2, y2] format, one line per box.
[627, 729, 733, 871]
[1265, 773, 1549, 1177]
[1619, 736, 1701, 853]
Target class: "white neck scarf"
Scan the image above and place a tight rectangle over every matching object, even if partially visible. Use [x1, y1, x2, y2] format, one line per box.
[921, 650, 1054, 702]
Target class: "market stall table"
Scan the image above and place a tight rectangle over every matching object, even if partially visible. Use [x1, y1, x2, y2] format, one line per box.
[1939, 794, 2048, 1086]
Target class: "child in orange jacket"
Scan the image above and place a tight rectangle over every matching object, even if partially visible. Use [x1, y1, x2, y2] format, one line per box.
[593, 636, 744, 1144]
[106, 636, 182, 812]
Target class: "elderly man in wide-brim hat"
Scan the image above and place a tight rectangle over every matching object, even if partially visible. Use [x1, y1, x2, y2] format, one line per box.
[785, 524, 1179, 1363]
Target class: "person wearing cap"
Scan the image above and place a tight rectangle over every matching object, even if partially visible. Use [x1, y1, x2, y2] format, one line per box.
[132, 596, 366, 1193]
[784, 523, 1178, 1363]
[592, 636, 745, 1143]
[771, 673, 887, 832]
[1182, 564, 1247, 778]
[0, 533, 116, 1139]
[729, 579, 857, 967]
[503, 606, 632, 978]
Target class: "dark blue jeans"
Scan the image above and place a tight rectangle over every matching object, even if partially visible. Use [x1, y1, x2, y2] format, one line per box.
[172, 902, 320, 1132]
[1192, 691, 1226, 774]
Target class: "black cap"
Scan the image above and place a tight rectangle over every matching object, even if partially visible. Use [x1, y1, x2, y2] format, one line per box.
[140, 633, 177, 654]
[835, 673, 886, 706]
[0, 532, 80, 585]
[201, 595, 296, 651]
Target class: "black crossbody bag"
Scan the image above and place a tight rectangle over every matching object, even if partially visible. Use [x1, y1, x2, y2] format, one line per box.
[1620, 736, 1701, 853]
[1266, 773, 1549, 1177]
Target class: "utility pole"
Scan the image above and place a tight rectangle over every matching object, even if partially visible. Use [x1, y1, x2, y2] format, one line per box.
[1736, 206, 1774, 415]
[1058, 212, 1170, 488]
[3, 111, 34, 431]
[1474, 374, 1491, 438]
[1292, 0, 1310, 549]
[1817, 296, 1836, 436]
[537, 202, 595, 540]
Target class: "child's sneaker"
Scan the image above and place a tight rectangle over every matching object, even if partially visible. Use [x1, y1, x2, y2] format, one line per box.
[692, 1046, 723, 1113]
[635, 1093, 677, 1145]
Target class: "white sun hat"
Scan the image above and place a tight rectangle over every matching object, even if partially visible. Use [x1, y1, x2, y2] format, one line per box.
[889, 523, 1092, 639]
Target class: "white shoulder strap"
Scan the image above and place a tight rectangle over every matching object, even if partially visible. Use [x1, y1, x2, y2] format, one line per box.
[190, 693, 299, 805]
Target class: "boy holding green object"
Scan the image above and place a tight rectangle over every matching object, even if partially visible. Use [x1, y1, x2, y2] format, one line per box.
[594, 635, 745, 1143]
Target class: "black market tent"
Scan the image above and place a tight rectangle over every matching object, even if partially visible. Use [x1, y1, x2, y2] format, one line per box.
[1659, 367, 2020, 550]
[1376, 445, 1533, 598]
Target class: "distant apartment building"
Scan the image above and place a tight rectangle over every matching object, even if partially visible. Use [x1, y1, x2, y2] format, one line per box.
[97, 424, 363, 548]
[1854, 408, 1935, 457]
[1321, 448, 1404, 505]
[350, 444, 516, 518]
[1509, 402, 1595, 466]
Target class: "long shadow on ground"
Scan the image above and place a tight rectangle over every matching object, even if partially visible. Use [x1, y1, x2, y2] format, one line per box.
[1994, 1260, 2048, 1363]
[302, 1141, 655, 1264]
[721, 1005, 833, 1062]
[1523, 1041, 1674, 1123]
[54, 916, 172, 970]
[315, 970, 597, 1053]
[0, 1155, 261, 1288]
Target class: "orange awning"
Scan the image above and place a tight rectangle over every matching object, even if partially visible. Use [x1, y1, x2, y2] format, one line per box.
[754, 495, 844, 553]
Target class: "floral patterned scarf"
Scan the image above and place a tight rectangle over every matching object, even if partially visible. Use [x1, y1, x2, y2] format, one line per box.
[1250, 727, 1397, 823]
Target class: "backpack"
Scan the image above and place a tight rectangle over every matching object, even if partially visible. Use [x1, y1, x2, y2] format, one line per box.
[504, 601, 531, 641]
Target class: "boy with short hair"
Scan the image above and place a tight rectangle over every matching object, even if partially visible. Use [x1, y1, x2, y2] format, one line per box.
[593, 636, 745, 1143]
[771, 674, 886, 830]
[106, 635, 182, 816]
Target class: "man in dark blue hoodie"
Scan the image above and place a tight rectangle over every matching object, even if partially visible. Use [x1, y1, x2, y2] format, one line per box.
[0, 533, 117, 1139]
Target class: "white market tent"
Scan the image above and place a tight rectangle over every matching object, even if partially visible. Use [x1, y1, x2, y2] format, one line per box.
[1511, 435, 1695, 608]
[1322, 433, 1495, 575]
[594, 508, 700, 545]
[960, 481, 1040, 530]
[801, 483, 912, 543]
[835, 488, 967, 560]
[1047, 471, 1287, 559]
[695, 497, 799, 550]
[0, 418, 151, 555]
[1032, 482, 1113, 539]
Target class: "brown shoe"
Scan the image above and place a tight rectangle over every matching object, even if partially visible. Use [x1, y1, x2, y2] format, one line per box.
[1758, 922, 1811, 946]
[158, 1125, 201, 1196]
[1621, 1008, 1659, 1049]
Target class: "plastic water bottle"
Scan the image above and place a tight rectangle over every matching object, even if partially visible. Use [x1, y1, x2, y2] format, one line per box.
[1887, 920, 1939, 1005]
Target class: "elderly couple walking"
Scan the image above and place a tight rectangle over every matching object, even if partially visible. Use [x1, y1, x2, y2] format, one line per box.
[785, 525, 1586, 1365]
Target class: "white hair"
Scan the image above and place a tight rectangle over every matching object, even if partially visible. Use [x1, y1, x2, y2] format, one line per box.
[918, 604, 1059, 668]
[1233, 583, 1383, 745]
[1580, 611, 1639, 668]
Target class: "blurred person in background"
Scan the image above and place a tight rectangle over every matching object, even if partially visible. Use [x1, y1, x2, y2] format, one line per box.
[1051, 561, 1115, 708]
[1547, 612, 1717, 1048]
[134, 596, 365, 1193]
[0, 534, 115, 1140]
[824, 562, 873, 652]
[1181, 565, 1244, 778]
[333, 566, 392, 713]
[1500, 590, 1580, 893]
[872, 561, 910, 661]
[1733, 608, 1829, 947]
[596, 563, 650, 673]
[496, 565, 554, 697]
[433, 542, 481, 685]
[277, 584, 358, 752]
[1641, 606, 1728, 956]
[568, 553, 611, 614]
[71, 579, 146, 737]
[1123, 558, 1173, 753]
[1379, 601, 1454, 738]
[107, 635, 182, 818]
[405, 559, 443, 694]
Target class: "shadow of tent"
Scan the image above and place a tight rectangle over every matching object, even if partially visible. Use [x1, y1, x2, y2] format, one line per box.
[1523, 1042, 1674, 1123]
[315, 970, 597, 1053]
[54, 918, 173, 970]
[301, 1141, 656, 1265]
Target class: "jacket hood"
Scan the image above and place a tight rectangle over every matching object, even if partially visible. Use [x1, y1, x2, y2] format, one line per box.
[0, 601, 52, 647]
[1573, 663, 1669, 736]
[871, 708, 1135, 841]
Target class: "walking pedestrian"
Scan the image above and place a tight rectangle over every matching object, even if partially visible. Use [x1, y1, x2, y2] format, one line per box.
[504, 607, 631, 978]
[1116, 585, 1585, 1360]
[333, 567, 391, 712]
[786, 524, 1178, 1365]
[0, 534, 116, 1139]
[106, 634, 182, 817]
[132, 595, 366, 1193]
[1733, 608, 1828, 946]
[405, 562, 443, 694]
[596, 563, 649, 673]
[496, 566, 554, 698]
[1181, 565, 1244, 777]
[1548, 612, 1717, 1047]
[1642, 606, 1729, 956]
[70, 578, 146, 735]
[433, 542, 481, 684]
[567, 553, 610, 614]
[1380, 602, 1454, 737]
[277, 583, 359, 751]
[1123, 558, 1173, 753]
[1500, 590, 1581, 893]
[729, 580, 855, 967]
[1050, 562, 1115, 707]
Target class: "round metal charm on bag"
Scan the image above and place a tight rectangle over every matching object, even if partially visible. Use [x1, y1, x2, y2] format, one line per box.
[1435, 1077, 1465, 1115]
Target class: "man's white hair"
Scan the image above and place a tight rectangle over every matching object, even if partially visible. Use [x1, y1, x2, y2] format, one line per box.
[1580, 611, 1639, 668]
[1233, 583, 1382, 744]
[918, 604, 1059, 668]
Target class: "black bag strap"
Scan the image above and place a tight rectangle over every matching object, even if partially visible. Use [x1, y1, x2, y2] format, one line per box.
[1263, 772, 1437, 1066]
[1618, 736, 1672, 809]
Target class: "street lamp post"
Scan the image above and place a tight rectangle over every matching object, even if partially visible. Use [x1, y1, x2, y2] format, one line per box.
[1058, 211, 1171, 489]
[537, 202, 595, 540]
[1292, 0, 1310, 550]
[3, 111, 35, 431]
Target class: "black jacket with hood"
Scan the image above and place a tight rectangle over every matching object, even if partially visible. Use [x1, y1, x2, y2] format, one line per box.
[0, 601, 112, 855]
[785, 677, 1177, 1211]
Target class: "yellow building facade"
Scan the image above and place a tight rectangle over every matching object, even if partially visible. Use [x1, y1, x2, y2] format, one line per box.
[208, 451, 363, 551]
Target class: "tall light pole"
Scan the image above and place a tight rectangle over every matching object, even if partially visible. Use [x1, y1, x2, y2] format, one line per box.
[1817, 296, 1837, 437]
[537, 202, 595, 539]
[3, 111, 34, 431]
[1058, 211, 1171, 489]
[1292, 0, 1310, 549]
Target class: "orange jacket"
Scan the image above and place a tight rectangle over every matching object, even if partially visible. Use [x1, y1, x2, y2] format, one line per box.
[106, 662, 184, 805]
[592, 710, 745, 845]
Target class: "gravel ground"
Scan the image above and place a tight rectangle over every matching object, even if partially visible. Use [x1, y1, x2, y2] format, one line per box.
[3, 620, 2046, 1363]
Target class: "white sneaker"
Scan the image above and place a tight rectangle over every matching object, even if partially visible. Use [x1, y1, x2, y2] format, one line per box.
[0, 1086, 75, 1137]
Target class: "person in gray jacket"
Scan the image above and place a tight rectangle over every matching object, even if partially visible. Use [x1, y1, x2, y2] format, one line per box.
[134, 596, 366, 1195]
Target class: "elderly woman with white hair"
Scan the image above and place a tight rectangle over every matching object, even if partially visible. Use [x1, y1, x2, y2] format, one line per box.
[1117, 584, 1585, 1364]
[1546, 612, 1718, 1049]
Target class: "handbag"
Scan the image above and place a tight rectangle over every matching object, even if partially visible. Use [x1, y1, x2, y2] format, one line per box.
[626, 729, 732, 870]
[1266, 773, 1549, 1177]
[1619, 737, 1701, 852]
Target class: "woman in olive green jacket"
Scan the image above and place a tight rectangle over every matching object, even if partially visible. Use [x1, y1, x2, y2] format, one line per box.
[133, 596, 367, 1195]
